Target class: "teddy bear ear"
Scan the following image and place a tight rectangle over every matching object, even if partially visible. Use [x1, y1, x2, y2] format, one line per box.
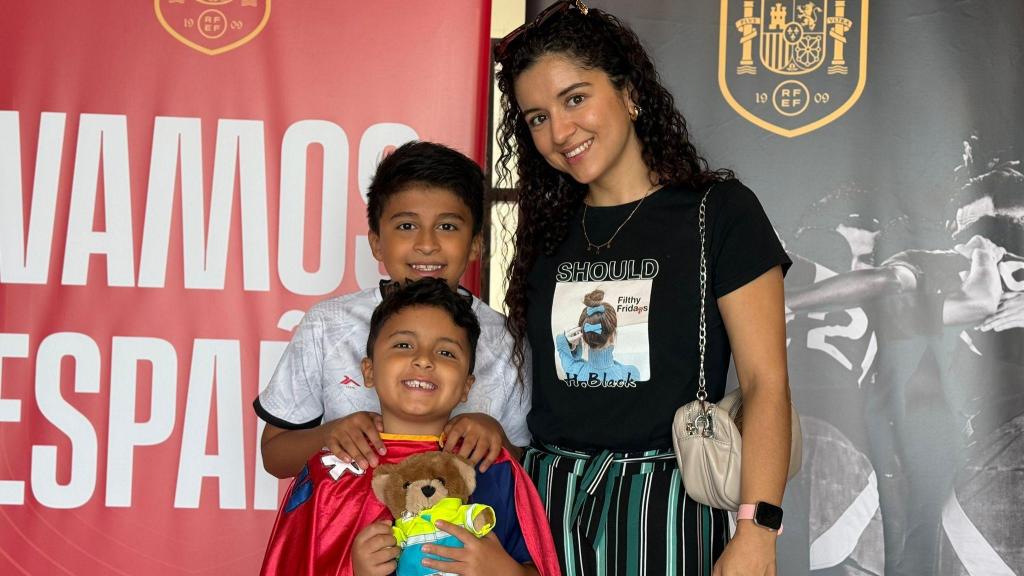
[371, 465, 394, 501]
[451, 456, 477, 495]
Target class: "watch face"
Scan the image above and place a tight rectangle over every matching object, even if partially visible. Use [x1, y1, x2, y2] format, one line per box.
[755, 502, 784, 530]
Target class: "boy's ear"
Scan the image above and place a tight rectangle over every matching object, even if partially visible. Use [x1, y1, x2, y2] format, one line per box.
[368, 230, 384, 262]
[361, 357, 374, 389]
[468, 233, 483, 262]
[460, 374, 475, 403]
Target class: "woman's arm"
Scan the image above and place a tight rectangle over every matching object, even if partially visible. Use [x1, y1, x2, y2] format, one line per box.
[713, 266, 791, 575]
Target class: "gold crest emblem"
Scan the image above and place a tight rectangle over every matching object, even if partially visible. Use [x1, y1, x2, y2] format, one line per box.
[719, 1, 868, 137]
[155, 0, 271, 56]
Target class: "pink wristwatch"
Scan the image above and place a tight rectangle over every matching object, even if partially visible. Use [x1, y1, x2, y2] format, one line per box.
[737, 502, 784, 535]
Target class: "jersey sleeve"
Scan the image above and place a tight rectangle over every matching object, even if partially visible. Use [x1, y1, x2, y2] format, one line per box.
[254, 306, 327, 429]
[494, 339, 533, 448]
[457, 304, 533, 447]
[709, 180, 792, 298]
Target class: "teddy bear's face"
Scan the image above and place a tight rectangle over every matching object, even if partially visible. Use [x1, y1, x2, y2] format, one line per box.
[400, 477, 451, 516]
[371, 451, 477, 518]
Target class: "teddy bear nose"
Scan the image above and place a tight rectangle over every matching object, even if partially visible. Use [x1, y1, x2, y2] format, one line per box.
[421, 485, 436, 498]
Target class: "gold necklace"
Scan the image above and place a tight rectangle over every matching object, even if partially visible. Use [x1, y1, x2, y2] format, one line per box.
[581, 185, 660, 254]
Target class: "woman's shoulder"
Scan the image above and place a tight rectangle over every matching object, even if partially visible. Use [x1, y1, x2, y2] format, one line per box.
[709, 177, 757, 201]
[653, 178, 762, 216]
[701, 178, 771, 218]
[659, 177, 754, 198]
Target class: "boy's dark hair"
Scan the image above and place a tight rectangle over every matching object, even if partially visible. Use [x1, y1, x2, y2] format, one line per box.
[366, 277, 481, 372]
[366, 141, 485, 236]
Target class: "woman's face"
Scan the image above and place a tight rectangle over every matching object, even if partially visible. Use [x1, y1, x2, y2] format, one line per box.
[513, 53, 641, 188]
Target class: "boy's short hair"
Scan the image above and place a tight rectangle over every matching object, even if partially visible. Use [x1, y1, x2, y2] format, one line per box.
[366, 141, 485, 236]
[366, 278, 481, 372]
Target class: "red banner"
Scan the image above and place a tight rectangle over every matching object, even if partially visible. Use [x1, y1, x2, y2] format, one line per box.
[0, 1, 490, 573]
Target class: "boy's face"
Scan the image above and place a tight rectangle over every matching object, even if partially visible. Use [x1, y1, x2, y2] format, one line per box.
[361, 305, 474, 434]
[369, 185, 482, 290]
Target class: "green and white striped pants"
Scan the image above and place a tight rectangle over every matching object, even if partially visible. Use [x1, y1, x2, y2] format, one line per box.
[523, 443, 730, 576]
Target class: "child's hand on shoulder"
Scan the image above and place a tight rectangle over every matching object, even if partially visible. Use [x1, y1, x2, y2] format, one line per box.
[442, 413, 506, 472]
[321, 411, 385, 469]
[421, 520, 537, 576]
[352, 520, 400, 576]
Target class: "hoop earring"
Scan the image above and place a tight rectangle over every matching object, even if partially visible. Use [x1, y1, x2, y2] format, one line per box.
[629, 104, 642, 121]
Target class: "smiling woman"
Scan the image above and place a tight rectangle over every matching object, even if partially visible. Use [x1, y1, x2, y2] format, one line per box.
[513, 54, 645, 197]
[493, 2, 794, 575]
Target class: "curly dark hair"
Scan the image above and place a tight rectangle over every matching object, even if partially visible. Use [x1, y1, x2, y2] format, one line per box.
[493, 3, 732, 379]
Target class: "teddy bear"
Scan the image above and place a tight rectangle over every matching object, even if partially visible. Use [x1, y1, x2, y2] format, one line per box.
[371, 451, 497, 576]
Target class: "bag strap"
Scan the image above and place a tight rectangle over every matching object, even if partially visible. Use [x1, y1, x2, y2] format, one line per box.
[696, 185, 713, 402]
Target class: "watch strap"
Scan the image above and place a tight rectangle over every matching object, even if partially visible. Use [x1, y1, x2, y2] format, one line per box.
[737, 504, 757, 520]
[737, 503, 783, 535]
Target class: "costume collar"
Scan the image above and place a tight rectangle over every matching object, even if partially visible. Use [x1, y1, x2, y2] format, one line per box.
[380, 432, 442, 442]
[380, 432, 444, 447]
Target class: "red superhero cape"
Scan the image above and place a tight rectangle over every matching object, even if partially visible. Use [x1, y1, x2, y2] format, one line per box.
[259, 435, 560, 576]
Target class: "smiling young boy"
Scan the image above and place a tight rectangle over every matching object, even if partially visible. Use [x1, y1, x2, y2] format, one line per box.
[255, 142, 530, 478]
[258, 279, 557, 576]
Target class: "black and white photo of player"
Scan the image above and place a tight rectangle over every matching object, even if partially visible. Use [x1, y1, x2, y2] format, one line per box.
[784, 138, 1024, 574]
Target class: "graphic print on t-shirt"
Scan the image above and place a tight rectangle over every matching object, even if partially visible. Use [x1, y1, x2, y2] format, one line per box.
[551, 259, 655, 387]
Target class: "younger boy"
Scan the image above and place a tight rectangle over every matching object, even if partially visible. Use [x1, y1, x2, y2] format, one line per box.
[255, 142, 530, 478]
[258, 279, 557, 576]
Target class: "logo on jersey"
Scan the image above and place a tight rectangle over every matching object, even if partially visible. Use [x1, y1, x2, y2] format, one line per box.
[155, 0, 271, 56]
[339, 375, 361, 387]
[719, 0, 868, 137]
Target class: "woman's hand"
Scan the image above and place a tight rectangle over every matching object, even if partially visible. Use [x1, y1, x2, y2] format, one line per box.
[352, 520, 400, 576]
[712, 525, 777, 576]
[420, 520, 536, 576]
[442, 413, 506, 472]
[321, 411, 385, 469]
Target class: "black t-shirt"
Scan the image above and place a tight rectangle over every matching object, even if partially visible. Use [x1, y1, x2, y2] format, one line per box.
[525, 180, 791, 451]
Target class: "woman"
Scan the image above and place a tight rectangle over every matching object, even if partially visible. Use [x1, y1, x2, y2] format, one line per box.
[494, 2, 793, 575]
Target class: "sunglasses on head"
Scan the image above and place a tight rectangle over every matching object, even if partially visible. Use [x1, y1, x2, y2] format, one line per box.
[494, 0, 589, 62]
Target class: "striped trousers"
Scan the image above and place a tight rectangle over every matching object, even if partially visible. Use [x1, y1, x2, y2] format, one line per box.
[523, 443, 730, 576]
